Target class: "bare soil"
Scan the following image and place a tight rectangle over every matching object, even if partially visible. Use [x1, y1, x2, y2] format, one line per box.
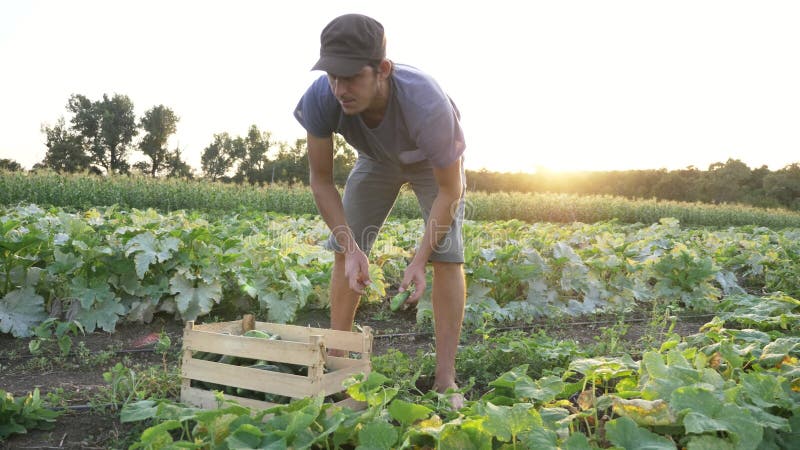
[0, 304, 711, 449]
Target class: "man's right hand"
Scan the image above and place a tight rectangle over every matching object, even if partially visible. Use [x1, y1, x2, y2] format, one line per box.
[344, 248, 371, 294]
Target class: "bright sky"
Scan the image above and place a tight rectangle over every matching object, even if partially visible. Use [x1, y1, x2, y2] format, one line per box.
[1, 1, 799, 174]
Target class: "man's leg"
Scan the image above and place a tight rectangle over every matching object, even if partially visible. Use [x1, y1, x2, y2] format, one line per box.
[327, 157, 402, 354]
[329, 251, 362, 356]
[431, 261, 466, 394]
[330, 250, 361, 330]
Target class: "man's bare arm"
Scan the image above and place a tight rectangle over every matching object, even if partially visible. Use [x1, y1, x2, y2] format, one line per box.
[402, 157, 463, 301]
[307, 133, 370, 292]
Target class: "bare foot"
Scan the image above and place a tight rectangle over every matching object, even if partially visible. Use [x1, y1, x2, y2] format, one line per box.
[433, 382, 464, 410]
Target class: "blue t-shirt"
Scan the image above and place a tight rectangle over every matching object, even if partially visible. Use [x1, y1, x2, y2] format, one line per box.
[294, 64, 465, 169]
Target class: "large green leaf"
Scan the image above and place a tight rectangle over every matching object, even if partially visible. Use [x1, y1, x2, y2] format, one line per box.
[605, 416, 676, 449]
[125, 232, 180, 279]
[489, 365, 533, 393]
[263, 291, 300, 324]
[278, 395, 324, 439]
[136, 419, 181, 447]
[0, 287, 46, 337]
[482, 402, 540, 443]
[518, 426, 559, 450]
[685, 434, 735, 450]
[739, 372, 785, 410]
[388, 399, 433, 427]
[73, 296, 126, 332]
[611, 397, 677, 426]
[640, 351, 703, 401]
[309, 408, 347, 448]
[48, 248, 83, 275]
[514, 375, 564, 403]
[562, 432, 593, 450]
[120, 400, 160, 422]
[759, 337, 800, 368]
[718, 293, 800, 330]
[356, 421, 397, 450]
[225, 423, 265, 449]
[670, 386, 763, 450]
[286, 269, 312, 305]
[568, 356, 636, 381]
[69, 275, 116, 310]
[169, 273, 222, 322]
[438, 419, 493, 450]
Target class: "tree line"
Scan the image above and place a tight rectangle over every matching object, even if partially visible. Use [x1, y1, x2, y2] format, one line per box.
[29, 93, 356, 185]
[466, 159, 800, 211]
[2, 92, 798, 211]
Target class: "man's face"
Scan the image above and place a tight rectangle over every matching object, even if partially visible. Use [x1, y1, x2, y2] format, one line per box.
[327, 66, 379, 115]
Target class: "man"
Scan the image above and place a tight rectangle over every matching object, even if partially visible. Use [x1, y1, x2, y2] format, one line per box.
[294, 13, 466, 407]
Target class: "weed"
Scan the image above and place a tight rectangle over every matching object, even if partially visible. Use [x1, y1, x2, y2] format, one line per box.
[591, 314, 631, 356]
[154, 331, 172, 372]
[28, 318, 84, 359]
[93, 361, 181, 412]
[638, 303, 679, 351]
[44, 387, 81, 409]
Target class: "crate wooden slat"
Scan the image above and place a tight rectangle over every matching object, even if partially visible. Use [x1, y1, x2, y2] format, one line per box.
[180, 386, 370, 412]
[182, 385, 285, 410]
[251, 321, 372, 354]
[183, 329, 320, 366]
[180, 315, 372, 411]
[182, 358, 313, 398]
[321, 359, 371, 394]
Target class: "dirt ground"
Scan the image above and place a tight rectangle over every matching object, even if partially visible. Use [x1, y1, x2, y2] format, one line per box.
[0, 304, 711, 449]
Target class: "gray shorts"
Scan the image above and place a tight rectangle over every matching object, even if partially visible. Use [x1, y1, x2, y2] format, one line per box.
[326, 156, 465, 263]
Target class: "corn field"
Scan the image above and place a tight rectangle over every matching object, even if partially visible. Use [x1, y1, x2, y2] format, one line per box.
[3, 170, 800, 228]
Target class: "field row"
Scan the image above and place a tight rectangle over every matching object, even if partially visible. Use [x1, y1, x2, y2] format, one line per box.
[3, 170, 800, 227]
[123, 292, 800, 449]
[2, 204, 799, 338]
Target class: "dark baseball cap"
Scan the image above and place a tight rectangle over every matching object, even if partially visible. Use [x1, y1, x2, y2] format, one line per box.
[312, 14, 385, 77]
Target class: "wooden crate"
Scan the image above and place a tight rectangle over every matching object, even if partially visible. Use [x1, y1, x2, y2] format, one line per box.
[180, 314, 372, 411]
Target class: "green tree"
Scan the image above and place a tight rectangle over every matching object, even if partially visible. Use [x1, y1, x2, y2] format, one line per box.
[0, 158, 23, 171]
[763, 163, 800, 209]
[138, 105, 179, 177]
[165, 147, 194, 179]
[704, 159, 753, 204]
[652, 167, 702, 201]
[201, 133, 236, 181]
[276, 138, 309, 184]
[39, 117, 91, 173]
[234, 125, 271, 185]
[67, 93, 137, 174]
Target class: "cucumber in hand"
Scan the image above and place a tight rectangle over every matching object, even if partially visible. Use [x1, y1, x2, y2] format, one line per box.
[390, 290, 411, 311]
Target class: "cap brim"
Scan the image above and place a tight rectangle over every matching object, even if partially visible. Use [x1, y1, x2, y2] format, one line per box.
[311, 55, 368, 77]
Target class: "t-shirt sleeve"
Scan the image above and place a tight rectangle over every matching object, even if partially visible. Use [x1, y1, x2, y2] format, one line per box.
[294, 76, 340, 138]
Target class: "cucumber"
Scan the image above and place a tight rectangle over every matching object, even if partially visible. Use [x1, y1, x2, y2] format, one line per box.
[250, 363, 282, 372]
[235, 387, 258, 398]
[263, 393, 290, 404]
[390, 290, 411, 311]
[193, 351, 221, 361]
[243, 329, 272, 339]
[273, 363, 296, 374]
[218, 354, 238, 365]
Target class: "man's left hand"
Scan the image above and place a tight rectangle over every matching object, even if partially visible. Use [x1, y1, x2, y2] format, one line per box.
[400, 260, 427, 304]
